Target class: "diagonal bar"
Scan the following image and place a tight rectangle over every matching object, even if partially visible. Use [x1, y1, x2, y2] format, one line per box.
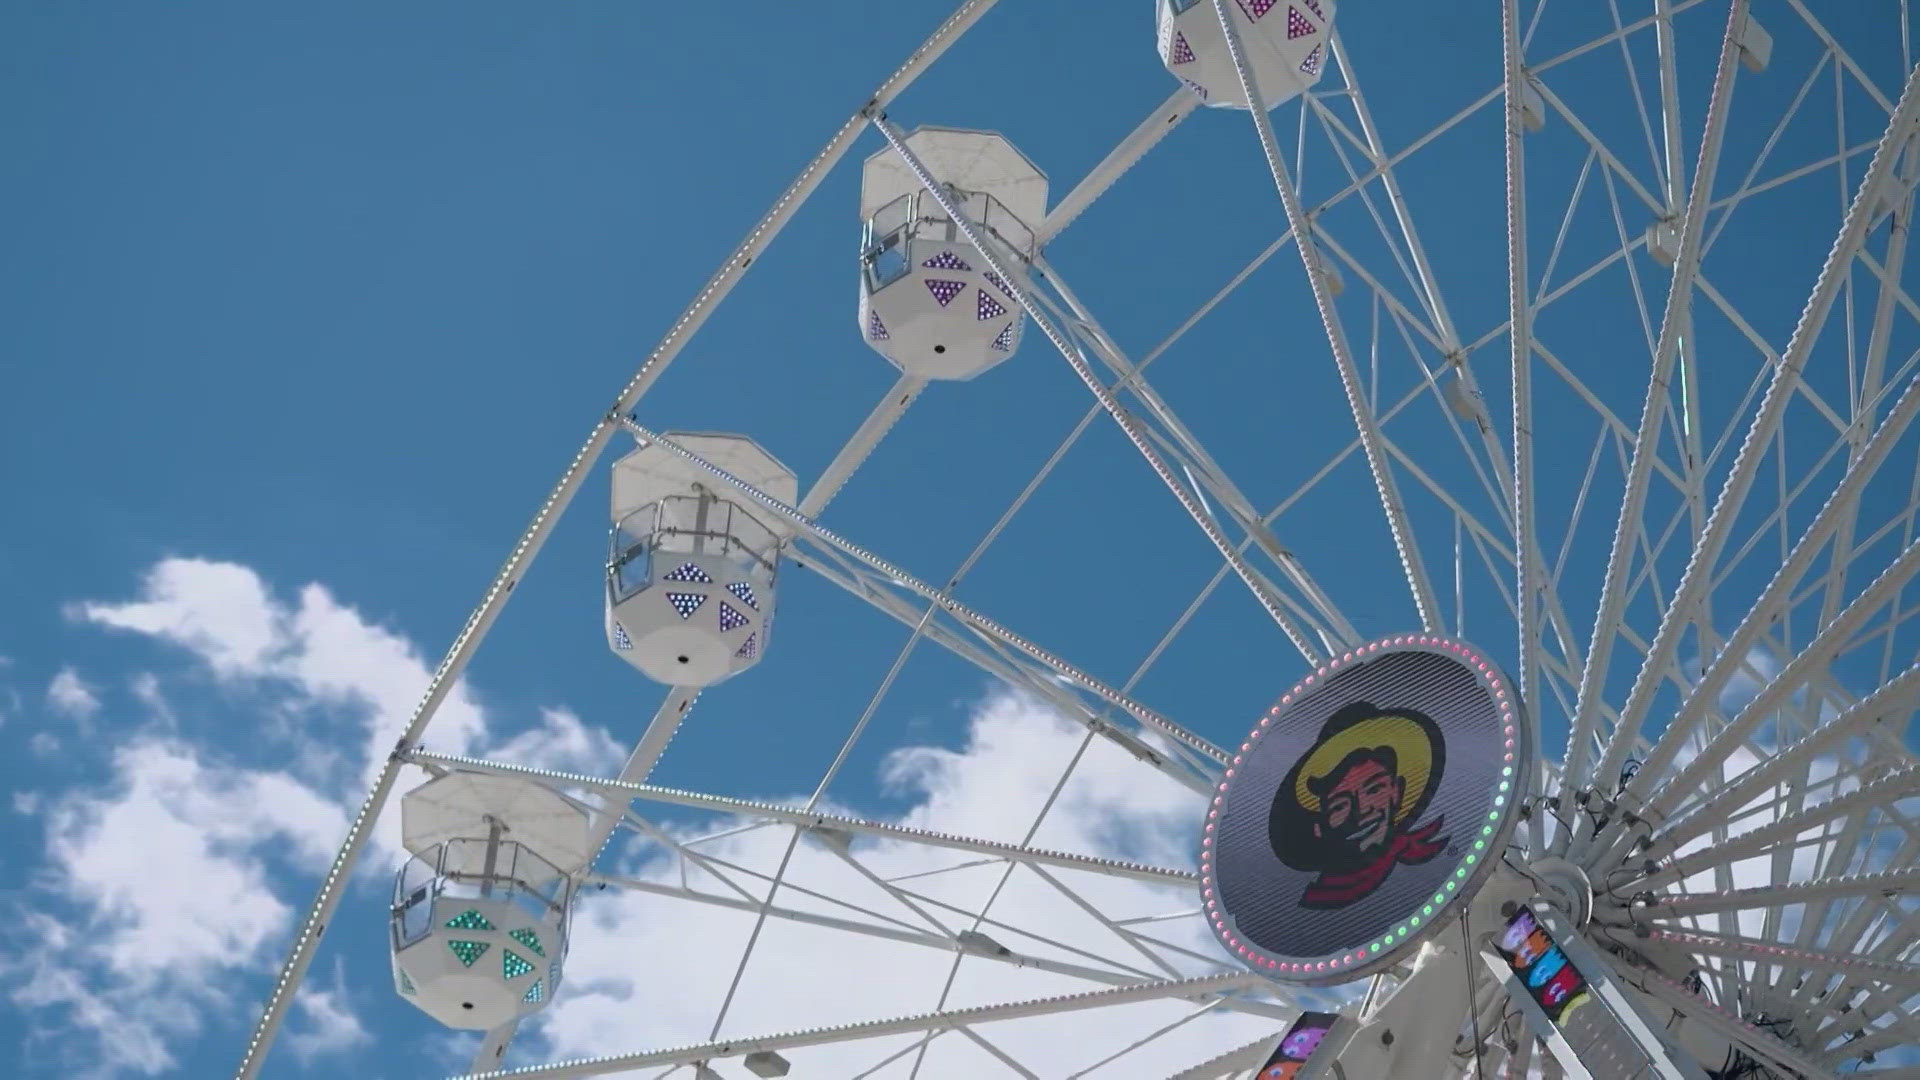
[454, 972, 1264, 1079]
[1588, 56, 1920, 811]
[1560, 0, 1753, 819]
[406, 749, 1200, 886]
[870, 115, 1326, 662]
[1210, 0, 1443, 632]
[618, 419, 1230, 769]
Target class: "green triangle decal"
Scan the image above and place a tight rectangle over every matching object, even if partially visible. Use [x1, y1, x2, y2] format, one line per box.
[508, 927, 545, 957]
[501, 948, 535, 980]
[444, 909, 495, 931]
[447, 939, 491, 967]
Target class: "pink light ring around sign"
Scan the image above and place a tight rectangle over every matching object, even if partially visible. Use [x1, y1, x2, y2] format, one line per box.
[1199, 633, 1522, 980]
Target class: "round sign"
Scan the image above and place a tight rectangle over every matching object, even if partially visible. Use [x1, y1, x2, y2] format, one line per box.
[1199, 634, 1531, 985]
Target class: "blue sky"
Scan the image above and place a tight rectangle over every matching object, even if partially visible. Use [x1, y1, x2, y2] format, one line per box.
[4, 2, 1918, 1077]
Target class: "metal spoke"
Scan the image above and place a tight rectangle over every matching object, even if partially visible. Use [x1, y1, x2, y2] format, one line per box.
[1559, 0, 1751, 824]
[1212, 0, 1444, 631]
[453, 972, 1264, 1080]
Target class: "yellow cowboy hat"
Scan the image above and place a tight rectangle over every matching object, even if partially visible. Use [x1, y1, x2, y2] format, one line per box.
[1291, 710, 1439, 826]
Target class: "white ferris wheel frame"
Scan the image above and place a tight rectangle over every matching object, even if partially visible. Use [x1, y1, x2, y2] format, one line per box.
[228, 0, 1920, 1077]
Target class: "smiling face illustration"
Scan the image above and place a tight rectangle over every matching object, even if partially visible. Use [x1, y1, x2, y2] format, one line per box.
[1310, 748, 1404, 853]
[1269, 701, 1450, 909]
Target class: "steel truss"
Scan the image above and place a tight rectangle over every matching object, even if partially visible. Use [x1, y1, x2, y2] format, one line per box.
[231, 2, 1920, 1077]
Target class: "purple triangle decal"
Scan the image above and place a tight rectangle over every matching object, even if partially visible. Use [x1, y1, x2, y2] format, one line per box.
[867, 310, 889, 341]
[922, 250, 972, 272]
[1298, 43, 1323, 76]
[1170, 32, 1195, 65]
[1237, 0, 1277, 20]
[925, 279, 965, 307]
[1286, 4, 1314, 38]
[976, 289, 1007, 321]
[991, 322, 1017, 353]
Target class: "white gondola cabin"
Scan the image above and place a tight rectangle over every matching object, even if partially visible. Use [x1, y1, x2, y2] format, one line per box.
[389, 772, 590, 1030]
[1156, 0, 1335, 110]
[858, 127, 1049, 381]
[606, 432, 794, 688]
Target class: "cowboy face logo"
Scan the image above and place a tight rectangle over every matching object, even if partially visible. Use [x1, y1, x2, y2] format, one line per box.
[1268, 701, 1449, 909]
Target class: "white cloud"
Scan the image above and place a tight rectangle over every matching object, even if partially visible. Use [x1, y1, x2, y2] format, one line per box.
[285, 962, 372, 1064]
[128, 673, 175, 731]
[9, 739, 345, 1076]
[73, 560, 281, 678]
[522, 693, 1279, 1076]
[47, 667, 101, 726]
[10, 558, 601, 1077]
[18, 559, 1291, 1078]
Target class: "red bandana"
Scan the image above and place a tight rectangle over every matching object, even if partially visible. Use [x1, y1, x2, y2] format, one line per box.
[1300, 817, 1448, 909]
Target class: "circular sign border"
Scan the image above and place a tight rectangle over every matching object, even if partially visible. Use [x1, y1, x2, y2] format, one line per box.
[1198, 633, 1533, 986]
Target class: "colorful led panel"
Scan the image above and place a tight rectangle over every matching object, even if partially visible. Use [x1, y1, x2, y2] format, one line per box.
[922, 250, 972, 272]
[1256, 1011, 1341, 1078]
[1286, 4, 1315, 38]
[925, 278, 965, 307]
[1495, 908, 1593, 1023]
[508, 927, 545, 957]
[665, 591, 706, 619]
[726, 581, 759, 611]
[1201, 634, 1531, 985]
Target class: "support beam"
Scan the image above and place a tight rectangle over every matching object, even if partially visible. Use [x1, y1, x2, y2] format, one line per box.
[1034, 259, 1360, 653]
[1625, 535, 1920, 845]
[1561, 0, 1752, 822]
[469, 687, 701, 1073]
[455, 973, 1265, 1080]
[782, 543, 1223, 792]
[1635, 661, 1920, 856]
[799, 374, 928, 518]
[1037, 89, 1201, 245]
[1501, 0, 1541, 722]
[1210, 0, 1444, 632]
[1623, 967, 1839, 1080]
[1615, 373, 1920, 820]
[1628, 762, 1920, 889]
[871, 116, 1329, 664]
[617, 420, 1231, 773]
[405, 749, 1199, 886]
[1589, 55, 1920, 810]
[1621, 864, 1920, 920]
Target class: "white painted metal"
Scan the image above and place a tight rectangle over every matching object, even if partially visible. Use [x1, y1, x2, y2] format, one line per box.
[452, 973, 1264, 1080]
[401, 772, 595, 877]
[233, 2, 1920, 1076]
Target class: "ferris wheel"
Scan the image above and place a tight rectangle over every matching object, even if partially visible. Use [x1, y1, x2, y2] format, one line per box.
[230, 1, 1920, 1077]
